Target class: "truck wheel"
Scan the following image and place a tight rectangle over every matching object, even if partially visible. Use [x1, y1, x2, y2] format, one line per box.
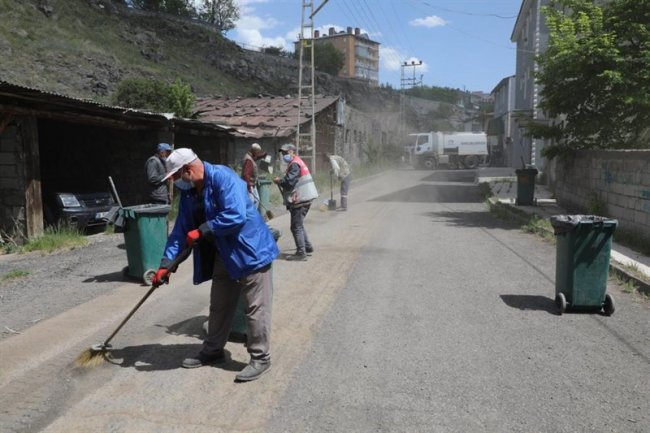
[423, 158, 437, 170]
[464, 155, 479, 169]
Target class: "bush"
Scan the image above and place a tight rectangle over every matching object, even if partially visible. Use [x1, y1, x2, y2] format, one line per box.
[113, 78, 195, 117]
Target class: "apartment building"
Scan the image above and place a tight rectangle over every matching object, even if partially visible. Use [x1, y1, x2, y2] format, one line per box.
[311, 27, 380, 85]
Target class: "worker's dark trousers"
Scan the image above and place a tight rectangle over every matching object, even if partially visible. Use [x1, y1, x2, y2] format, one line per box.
[202, 255, 273, 362]
[289, 203, 312, 254]
[340, 174, 351, 209]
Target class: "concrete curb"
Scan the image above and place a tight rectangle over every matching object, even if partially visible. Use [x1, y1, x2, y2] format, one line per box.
[487, 197, 650, 297]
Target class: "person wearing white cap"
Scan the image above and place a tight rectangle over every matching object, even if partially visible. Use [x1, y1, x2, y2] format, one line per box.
[144, 142, 173, 204]
[151, 148, 279, 382]
[240, 142, 266, 210]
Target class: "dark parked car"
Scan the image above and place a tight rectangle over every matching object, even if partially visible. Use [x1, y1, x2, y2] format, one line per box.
[44, 191, 116, 231]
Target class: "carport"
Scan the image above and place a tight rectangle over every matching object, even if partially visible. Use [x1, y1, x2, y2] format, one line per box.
[0, 81, 234, 242]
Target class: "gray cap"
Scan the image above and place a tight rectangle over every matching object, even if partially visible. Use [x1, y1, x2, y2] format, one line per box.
[280, 143, 296, 152]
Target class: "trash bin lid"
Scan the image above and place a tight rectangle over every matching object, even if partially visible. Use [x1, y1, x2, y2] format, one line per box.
[550, 215, 618, 234]
[118, 204, 171, 218]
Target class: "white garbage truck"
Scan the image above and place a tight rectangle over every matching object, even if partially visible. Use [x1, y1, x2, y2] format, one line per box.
[410, 131, 488, 170]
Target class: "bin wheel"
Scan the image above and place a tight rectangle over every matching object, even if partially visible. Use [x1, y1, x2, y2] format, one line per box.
[603, 293, 615, 316]
[143, 269, 156, 285]
[556, 293, 567, 315]
[122, 266, 129, 278]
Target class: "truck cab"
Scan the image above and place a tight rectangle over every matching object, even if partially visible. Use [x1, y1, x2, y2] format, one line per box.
[410, 131, 487, 170]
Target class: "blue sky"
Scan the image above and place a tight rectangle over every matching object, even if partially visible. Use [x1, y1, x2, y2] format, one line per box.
[224, 0, 523, 93]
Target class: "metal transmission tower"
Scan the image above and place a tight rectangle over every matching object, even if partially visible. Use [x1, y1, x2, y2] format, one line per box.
[296, 0, 316, 172]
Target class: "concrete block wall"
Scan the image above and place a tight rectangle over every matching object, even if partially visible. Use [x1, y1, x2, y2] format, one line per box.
[553, 150, 650, 238]
[0, 122, 26, 241]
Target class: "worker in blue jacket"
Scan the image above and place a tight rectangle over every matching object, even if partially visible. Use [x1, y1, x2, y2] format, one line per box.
[152, 148, 279, 382]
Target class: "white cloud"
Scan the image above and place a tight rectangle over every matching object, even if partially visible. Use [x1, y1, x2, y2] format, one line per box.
[235, 28, 287, 49]
[380, 46, 405, 72]
[237, 14, 279, 31]
[409, 15, 447, 28]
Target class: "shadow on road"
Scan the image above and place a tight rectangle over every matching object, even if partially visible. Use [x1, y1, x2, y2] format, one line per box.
[421, 210, 519, 230]
[106, 344, 246, 372]
[158, 315, 208, 340]
[420, 170, 476, 183]
[370, 184, 482, 203]
[500, 294, 558, 314]
[82, 270, 126, 283]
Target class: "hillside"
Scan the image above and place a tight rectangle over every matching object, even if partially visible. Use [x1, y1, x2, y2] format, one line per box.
[0, 0, 295, 101]
[0, 0, 472, 133]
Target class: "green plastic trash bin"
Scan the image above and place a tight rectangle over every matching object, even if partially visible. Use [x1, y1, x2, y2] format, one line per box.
[257, 176, 272, 216]
[550, 215, 617, 315]
[229, 295, 248, 342]
[119, 204, 170, 284]
[202, 296, 248, 343]
[515, 167, 538, 206]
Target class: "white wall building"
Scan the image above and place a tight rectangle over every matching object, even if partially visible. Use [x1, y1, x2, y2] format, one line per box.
[510, 0, 551, 170]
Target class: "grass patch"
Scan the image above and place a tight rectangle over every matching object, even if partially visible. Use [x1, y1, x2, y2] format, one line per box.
[613, 272, 640, 294]
[478, 182, 493, 200]
[21, 224, 87, 254]
[522, 215, 555, 242]
[0, 269, 29, 283]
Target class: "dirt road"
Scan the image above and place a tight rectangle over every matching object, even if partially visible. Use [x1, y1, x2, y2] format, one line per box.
[1, 169, 648, 433]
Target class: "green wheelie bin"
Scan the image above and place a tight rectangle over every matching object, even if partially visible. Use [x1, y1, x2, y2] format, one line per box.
[515, 166, 538, 205]
[202, 295, 248, 343]
[118, 204, 170, 284]
[550, 215, 617, 315]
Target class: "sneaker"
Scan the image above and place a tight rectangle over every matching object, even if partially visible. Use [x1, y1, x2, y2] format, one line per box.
[305, 245, 314, 255]
[182, 350, 226, 368]
[286, 252, 307, 261]
[235, 359, 271, 382]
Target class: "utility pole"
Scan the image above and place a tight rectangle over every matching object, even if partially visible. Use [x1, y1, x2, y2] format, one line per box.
[296, 0, 328, 174]
[399, 60, 423, 158]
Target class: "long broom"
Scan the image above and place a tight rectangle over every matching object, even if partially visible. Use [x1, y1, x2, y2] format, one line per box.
[75, 246, 192, 367]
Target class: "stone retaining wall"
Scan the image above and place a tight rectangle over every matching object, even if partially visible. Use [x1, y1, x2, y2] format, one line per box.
[550, 150, 650, 239]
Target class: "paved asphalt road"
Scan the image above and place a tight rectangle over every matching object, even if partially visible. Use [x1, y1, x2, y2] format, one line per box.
[0, 169, 648, 433]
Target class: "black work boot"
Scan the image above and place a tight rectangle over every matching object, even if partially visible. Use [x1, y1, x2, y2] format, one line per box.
[286, 252, 307, 261]
[305, 245, 314, 255]
[182, 350, 226, 368]
[235, 359, 271, 382]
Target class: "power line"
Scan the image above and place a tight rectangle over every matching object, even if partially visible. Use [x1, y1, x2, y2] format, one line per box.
[417, 0, 518, 19]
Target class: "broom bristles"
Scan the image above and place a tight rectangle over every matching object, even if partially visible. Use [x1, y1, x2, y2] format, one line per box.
[75, 347, 109, 368]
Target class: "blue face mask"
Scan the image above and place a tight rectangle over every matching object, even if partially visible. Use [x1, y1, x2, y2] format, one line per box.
[282, 154, 292, 163]
[174, 179, 193, 190]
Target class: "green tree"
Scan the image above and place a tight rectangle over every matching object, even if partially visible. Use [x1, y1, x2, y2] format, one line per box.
[301, 42, 345, 75]
[112, 78, 196, 118]
[199, 0, 240, 33]
[168, 79, 195, 118]
[533, 0, 650, 158]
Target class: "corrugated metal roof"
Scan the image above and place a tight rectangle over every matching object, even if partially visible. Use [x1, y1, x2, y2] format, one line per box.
[0, 80, 237, 134]
[194, 95, 339, 138]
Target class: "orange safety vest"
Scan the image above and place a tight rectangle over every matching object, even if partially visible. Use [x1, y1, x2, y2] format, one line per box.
[284, 155, 318, 206]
